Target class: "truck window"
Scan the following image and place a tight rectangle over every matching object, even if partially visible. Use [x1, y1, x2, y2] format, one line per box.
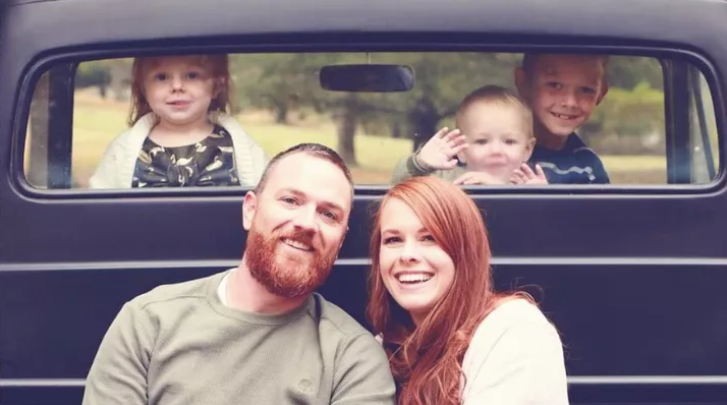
[23, 52, 720, 190]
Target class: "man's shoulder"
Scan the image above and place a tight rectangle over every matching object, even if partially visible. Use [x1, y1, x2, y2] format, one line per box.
[311, 293, 372, 340]
[128, 271, 224, 311]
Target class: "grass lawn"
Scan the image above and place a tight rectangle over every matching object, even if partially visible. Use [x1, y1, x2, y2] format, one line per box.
[65, 91, 667, 187]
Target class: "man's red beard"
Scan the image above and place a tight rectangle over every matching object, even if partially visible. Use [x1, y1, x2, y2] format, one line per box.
[244, 226, 337, 298]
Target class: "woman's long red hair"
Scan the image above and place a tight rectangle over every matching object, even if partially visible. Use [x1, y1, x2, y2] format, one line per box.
[367, 176, 505, 405]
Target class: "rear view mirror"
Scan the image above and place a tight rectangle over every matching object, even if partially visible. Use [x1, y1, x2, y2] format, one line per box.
[320, 64, 414, 92]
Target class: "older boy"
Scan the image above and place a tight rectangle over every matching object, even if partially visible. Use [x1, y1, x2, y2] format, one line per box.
[515, 53, 611, 184]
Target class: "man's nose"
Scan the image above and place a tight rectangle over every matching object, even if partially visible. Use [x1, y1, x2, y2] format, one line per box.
[292, 205, 317, 231]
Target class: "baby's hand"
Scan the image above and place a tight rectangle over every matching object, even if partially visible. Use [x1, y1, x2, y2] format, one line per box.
[415, 127, 468, 171]
[453, 171, 504, 186]
[511, 164, 549, 185]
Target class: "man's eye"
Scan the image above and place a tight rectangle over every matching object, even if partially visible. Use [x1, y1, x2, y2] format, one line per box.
[281, 196, 298, 205]
[321, 210, 337, 221]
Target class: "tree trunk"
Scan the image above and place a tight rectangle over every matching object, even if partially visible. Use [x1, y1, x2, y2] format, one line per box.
[390, 121, 402, 139]
[336, 100, 358, 165]
[409, 98, 442, 151]
[110, 60, 130, 102]
[412, 116, 440, 151]
[274, 103, 289, 124]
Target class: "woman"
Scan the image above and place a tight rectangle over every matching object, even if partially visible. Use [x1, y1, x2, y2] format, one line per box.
[367, 176, 568, 405]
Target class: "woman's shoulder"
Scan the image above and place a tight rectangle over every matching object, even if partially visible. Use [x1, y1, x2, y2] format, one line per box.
[460, 299, 568, 404]
[467, 298, 560, 353]
[461, 297, 563, 377]
[484, 297, 553, 328]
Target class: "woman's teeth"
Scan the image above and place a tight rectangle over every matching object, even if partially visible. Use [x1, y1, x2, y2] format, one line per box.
[396, 273, 433, 284]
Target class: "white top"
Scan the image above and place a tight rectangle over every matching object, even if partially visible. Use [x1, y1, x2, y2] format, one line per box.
[88, 112, 269, 189]
[377, 299, 569, 404]
[460, 299, 569, 405]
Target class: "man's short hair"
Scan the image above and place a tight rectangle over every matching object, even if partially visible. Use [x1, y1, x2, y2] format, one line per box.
[254, 143, 354, 195]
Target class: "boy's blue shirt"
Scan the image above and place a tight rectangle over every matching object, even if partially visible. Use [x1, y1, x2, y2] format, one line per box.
[528, 133, 610, 184]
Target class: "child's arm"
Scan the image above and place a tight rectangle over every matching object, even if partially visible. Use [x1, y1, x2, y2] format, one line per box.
[390, 127, 467, 184]
[88, 119, 151, 189]
[591, 158, 611, 184]
[88, 137, 126, 189]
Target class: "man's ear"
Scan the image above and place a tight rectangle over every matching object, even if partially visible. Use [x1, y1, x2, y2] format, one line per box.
[514, 66, 529, 99]
[596, 80, 609, 105]
[242, 191, 257, 231]
[334, 226, 350, 260]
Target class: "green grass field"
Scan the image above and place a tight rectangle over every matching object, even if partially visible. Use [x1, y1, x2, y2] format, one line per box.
[64, 91, 667, 187]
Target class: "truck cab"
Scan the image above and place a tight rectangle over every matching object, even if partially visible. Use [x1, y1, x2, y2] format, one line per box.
[1, 0, 726, 404]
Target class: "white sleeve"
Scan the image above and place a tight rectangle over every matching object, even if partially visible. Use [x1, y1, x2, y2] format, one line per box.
[88, 140, 121, 189]
[88, 117, 152, 189]
[462, 322, 569, 405]
[246, 136, 269, 185]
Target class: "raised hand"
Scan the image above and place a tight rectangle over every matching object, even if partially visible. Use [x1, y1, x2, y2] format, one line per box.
[415, 127, 468, 171]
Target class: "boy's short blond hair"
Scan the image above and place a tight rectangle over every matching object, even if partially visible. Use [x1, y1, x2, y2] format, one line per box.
[455, 85, 534, 139]
[521, 53, 609, 77]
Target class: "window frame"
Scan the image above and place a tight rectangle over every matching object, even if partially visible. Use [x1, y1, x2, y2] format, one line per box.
[14, 43, 727, 199]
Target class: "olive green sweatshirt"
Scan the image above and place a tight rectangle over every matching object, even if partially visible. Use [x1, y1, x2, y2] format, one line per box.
[82, 270, 396, 405]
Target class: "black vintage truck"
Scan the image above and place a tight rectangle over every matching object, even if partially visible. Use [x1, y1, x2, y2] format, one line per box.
[1, 0, 726, 404]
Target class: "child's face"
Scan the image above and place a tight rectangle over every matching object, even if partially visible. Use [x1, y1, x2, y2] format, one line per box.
[457, 101, 535, 181]
[142, 57, 218, 127]
[519, 55, 606, 139]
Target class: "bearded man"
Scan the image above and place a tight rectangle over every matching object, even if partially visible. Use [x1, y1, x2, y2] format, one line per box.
[83, 143, 395, 405]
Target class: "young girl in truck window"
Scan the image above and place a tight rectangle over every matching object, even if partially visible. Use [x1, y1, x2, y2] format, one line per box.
[368, 176, 568, 405]
[89, 54, 267, 189]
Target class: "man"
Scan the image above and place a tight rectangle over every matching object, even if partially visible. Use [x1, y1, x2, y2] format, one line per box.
[83, 143, 396, 405]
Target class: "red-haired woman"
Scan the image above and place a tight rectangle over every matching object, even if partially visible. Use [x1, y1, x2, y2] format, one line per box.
[368, 176, 568, 405]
